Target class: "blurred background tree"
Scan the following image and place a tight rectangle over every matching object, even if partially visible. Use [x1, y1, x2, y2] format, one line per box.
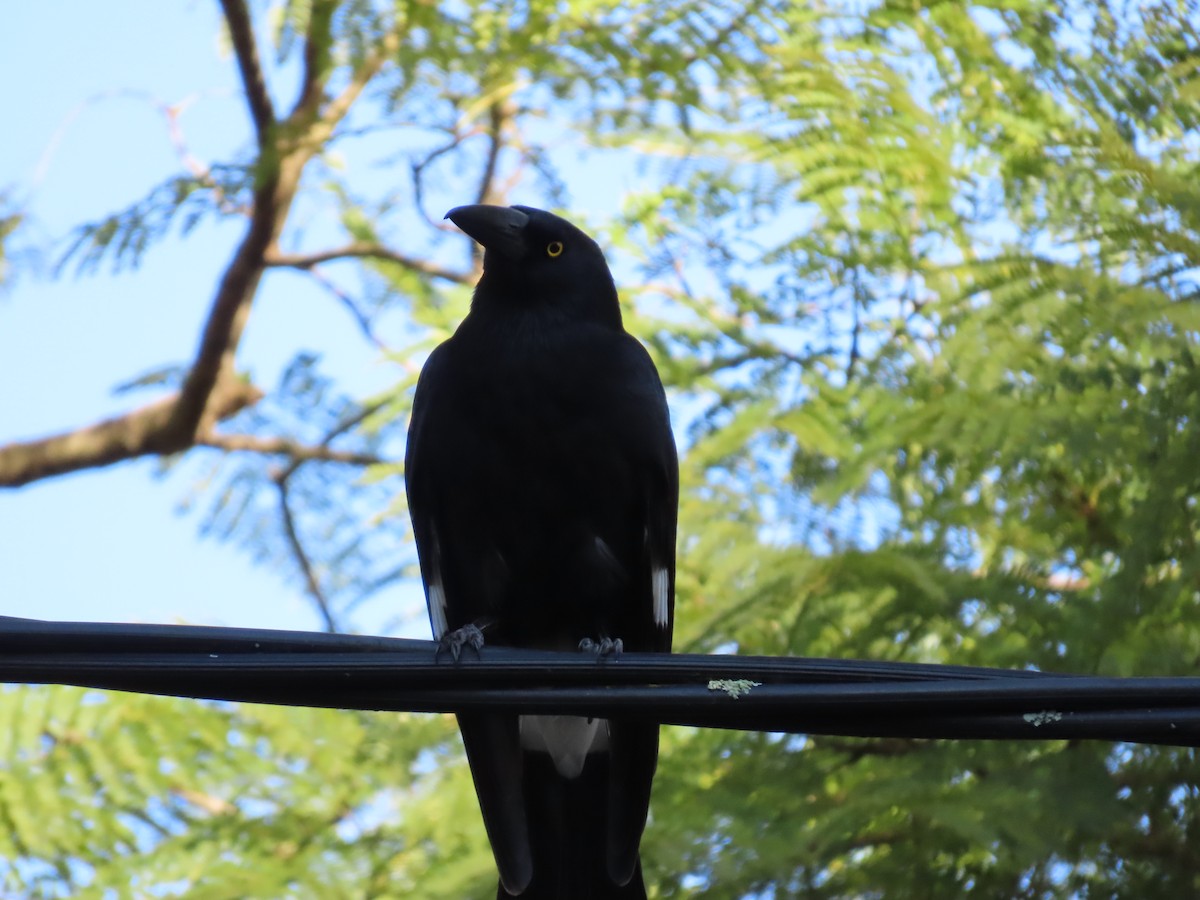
[2, 0, 1200, 896]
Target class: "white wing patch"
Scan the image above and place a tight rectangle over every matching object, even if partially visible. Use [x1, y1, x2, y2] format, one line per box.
[428, 576, 448, 639]
[426, 530, 448, 639]
[594, 535, 618, 568]
[646, 525, 671, 628]
[653, 564, 670, 628]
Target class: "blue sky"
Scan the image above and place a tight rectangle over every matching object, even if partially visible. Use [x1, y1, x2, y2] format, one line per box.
[0, 4, 412, 633]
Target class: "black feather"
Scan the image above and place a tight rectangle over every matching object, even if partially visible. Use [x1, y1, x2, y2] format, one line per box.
[406, 205, 677, 897]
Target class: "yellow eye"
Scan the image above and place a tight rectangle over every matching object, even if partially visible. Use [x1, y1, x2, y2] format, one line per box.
[546, 241, 564, 258]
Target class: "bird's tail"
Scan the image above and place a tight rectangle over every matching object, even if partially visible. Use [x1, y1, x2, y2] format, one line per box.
[497, 749, 649, 899]
[495, 863, 646, 900]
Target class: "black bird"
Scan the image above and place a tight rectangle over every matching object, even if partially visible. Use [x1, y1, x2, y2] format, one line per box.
[405, 204, 677, 898]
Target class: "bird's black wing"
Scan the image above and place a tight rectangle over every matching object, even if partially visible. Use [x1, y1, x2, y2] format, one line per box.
[597, 334, 677, 887]
[620, 334, 678, 654]
[406, 340, 535, 894]
[404, 343, 442, 631]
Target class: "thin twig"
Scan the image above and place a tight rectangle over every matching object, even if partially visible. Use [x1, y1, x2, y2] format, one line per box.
[275, 474, 339, 633]
[411, 129, 479, 229]
[475, 103, 507, 206]
[302, 266, 385, 348]
[266, 397, 391, 631]
[311, 16, 400, 134]
[276, 399, 389, 483]
[846, 268, 862, 381]
[265, 244, 471, 284]
[198, 434, 382, 466]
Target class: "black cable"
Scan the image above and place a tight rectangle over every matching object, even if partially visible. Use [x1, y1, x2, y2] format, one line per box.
[2, 615, 1198, 747]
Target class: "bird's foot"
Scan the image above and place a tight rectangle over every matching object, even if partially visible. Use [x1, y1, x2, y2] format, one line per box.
[437, 623, 486, 661]
[579, 636, 623, 659]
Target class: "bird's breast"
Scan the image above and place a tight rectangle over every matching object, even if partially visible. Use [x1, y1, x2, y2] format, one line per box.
[429, 324, 650, 646]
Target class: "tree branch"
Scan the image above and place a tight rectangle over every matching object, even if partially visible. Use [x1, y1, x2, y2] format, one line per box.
[276, 399, 389, 484]
[291, 0, 337, 121]
[218, 0, 274, 146]
[265, 399, 390, 630]
[169, 180, 278, 441]
[412, 130, 476, 229]
[264, 243, 472, 284]
[302, 266, 386, 348]
[2, 8, 395, 490]
[0, 376, 262, 488]
[169, 4, 374, 458]
[197, 433, 382, 466]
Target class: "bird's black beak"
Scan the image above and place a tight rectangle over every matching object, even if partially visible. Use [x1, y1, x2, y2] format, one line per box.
[445, 205, 530, 260]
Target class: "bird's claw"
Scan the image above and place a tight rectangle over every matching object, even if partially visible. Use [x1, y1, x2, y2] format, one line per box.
[579, 636, 623, 658]
[437, 624, 486, 661]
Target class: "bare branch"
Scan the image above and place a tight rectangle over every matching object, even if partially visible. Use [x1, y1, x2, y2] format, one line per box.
[218, 0, 274, 145]
[265, 243, 472, 284]
[198, 433, 382, 466]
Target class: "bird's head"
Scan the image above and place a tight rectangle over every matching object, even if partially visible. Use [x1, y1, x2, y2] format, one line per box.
[445, 204, 622, 328]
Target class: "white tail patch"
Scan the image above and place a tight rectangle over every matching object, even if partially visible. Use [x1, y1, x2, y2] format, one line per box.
[653, 564, 670, 627]
[427, 531, 448, 639]
[520, 714, 610, 778]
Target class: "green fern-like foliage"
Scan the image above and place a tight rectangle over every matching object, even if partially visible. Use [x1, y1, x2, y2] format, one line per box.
[0, 686, 488, 898]
[611, 1, 1200, 895]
